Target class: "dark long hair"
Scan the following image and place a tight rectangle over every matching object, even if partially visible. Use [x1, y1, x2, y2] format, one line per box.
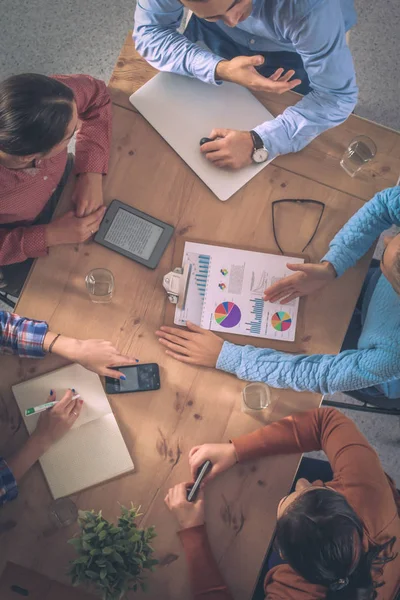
[276, 488, 397, 600]
[0, 73, 74, 156]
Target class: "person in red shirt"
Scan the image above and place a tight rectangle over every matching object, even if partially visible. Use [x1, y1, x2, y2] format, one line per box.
[0, 73, 112, 294]
[165, 408, 400, 600]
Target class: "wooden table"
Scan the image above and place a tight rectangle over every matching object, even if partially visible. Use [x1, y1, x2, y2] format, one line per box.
[1, 33, 397, 600]
[109, 34, 400, 202]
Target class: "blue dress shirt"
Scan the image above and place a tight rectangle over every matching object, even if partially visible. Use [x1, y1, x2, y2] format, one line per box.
[134, 0, 358, 158]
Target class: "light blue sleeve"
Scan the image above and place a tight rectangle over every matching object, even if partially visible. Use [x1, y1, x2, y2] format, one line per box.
[216, 341, 400, 395]
[133, 0, 223, 84]
[254, 0, 358, 158]
[322, 186, 400, 277]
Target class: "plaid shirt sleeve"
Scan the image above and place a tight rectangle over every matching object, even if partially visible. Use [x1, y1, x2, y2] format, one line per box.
[0, 311, 48, 358]
[0, 458, 18, 506]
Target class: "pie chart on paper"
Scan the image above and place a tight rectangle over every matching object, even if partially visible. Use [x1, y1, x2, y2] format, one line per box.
[214, 302, 242, 328]
[271, 311, 292, 332]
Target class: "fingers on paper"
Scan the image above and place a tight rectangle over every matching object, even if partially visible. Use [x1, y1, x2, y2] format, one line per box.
[186, 321, 205, 334]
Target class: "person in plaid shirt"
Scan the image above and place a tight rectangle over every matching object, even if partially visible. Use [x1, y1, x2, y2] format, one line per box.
[0, 309, 137, 506]
[0, 73, 112, 294]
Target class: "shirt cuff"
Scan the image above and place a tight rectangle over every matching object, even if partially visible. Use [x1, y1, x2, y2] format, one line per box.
[0, 458, 18, 507]
[231, 430, 267, 463]
[216, 341, 242, 374]
[19, 319, 48, 358]
[178, 523, 208, 547]
[192, 53, 225, 86]
[320, 250, 347, 278]
[22, 225, 49, 258]
[253, 116, 293, 159]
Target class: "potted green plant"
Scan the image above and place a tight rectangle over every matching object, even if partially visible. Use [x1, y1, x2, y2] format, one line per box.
[68, 505, 158, 599]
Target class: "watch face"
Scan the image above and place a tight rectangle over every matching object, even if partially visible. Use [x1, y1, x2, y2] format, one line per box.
[252, 148, 269, 164]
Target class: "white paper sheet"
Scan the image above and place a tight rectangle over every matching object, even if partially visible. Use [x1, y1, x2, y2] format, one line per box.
[175, 242, 304, 342]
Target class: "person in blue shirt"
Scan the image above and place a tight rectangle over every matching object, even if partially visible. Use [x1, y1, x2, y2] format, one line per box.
[156, 186, 400, 403]
[134, 0, 358, 169]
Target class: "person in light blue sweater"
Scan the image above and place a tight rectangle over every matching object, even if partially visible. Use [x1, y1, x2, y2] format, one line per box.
[156, 186, 400, 402]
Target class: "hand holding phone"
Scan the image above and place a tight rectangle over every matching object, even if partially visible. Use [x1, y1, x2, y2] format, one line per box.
[187, 461, 212, 502]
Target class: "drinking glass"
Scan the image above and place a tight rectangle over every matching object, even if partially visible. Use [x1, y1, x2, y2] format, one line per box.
[242, 382, 271, 414]
[49, 498, 78, 528]
[85, 268, 114, 303]
[340, 135, 377, 177]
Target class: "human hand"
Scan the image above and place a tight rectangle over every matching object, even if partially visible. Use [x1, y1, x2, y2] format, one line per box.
[72, 172, 104, 217]
[45, 206, 106, 247]
[200, 129, 253, 169]
[32, 390, 83, 451]
[156, 321, 224, 367]
[189, 443, 237, 483]
[164, 483, 205, 530]
[47, 335, 139, 379]
[215, 56, 301, 94]
[263, 261, 337, 304]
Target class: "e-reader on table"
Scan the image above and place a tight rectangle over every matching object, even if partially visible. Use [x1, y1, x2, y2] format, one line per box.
[0, 57, 377, 600]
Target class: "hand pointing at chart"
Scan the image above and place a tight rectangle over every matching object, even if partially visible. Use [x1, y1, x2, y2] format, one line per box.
[156, 322, 223, 367]
[263, 262, 337, 304]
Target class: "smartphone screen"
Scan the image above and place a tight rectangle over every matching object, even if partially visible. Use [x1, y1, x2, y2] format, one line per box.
[105, 364, 160, 394]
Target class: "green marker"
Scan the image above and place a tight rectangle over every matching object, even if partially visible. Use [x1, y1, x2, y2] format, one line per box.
[25, 400, 58, 416]
[25, 393, 81, 417]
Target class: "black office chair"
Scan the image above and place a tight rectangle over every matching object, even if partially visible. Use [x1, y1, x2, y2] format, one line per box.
[322, 393, 400, 416]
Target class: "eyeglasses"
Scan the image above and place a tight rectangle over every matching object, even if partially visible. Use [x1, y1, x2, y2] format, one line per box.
[272, 199, 325, 255]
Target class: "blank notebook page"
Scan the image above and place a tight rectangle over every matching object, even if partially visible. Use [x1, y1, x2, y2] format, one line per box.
[39, 413, 134, 499]
[12, 363, 111, 435]
[13, 365, 134, 499]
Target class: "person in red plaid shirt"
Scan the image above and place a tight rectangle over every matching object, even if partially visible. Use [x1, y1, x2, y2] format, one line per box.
[0, 309, 138, 507]
[0, 73, 112, 294]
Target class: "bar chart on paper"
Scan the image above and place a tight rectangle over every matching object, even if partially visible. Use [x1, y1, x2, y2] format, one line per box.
[174, 241, 304, 342]
[246, 298, 264, 335]
[174, 251, 211, 326]
[195, 255, 210, 298]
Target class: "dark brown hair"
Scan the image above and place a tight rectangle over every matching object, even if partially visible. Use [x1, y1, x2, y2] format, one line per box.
[276, 488, 397, 600]
[0, 73, 74, 156]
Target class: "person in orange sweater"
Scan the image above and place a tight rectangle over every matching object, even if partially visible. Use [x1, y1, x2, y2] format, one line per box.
[165, 408, 400, 600]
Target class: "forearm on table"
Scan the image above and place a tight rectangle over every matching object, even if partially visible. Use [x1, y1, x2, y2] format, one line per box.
[254, 88, 356, 159]
[216, 341, 400, 395]
[178, 525, 234, 600]
[43, 332, 83, 361]
[0, 225, 48, 265]
[0, 311, 48, 357]
[322, 187, 400, 276]
[232, 407, 375, 468]
[6, 435, 50, 483]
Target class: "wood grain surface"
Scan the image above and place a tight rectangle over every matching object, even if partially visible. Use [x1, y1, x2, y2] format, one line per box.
[0, 32, 384, 599]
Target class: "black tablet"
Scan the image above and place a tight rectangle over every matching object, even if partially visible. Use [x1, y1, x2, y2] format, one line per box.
[95, 200, 174, 269]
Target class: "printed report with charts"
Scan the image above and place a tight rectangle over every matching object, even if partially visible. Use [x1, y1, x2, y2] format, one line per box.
[13, 364, 134, 499]
[174, 241, 304, 342]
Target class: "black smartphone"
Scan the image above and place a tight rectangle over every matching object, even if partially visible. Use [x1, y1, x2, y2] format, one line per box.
[105, 363, 160, 394]
[187, 460, 212, 503]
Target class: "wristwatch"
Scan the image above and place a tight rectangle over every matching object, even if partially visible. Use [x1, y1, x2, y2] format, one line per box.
[250, 130, 269, 164]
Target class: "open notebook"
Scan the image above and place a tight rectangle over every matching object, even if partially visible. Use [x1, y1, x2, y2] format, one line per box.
[12, 364, 134, 499]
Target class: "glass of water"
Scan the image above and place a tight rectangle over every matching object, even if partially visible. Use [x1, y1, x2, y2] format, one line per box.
[242, 382, 271, 414]
[49, 498, 78, 528]
[85, 268, 114, 303]
[340, 135, 377, 177]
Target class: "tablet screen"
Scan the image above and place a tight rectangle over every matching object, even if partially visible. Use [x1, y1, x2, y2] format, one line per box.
[104, 208, 164, 260]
